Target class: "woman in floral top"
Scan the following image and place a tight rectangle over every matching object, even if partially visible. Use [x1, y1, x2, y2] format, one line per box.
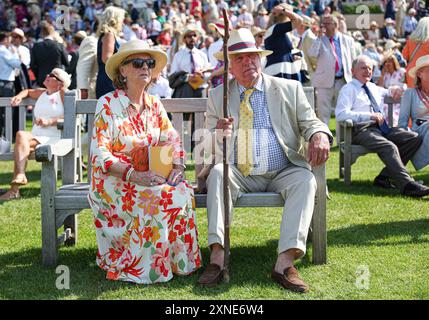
[88, 39, 201, 284]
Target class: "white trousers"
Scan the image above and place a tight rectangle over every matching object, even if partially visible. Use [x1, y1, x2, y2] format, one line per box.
[315, 78, 346, 125]
[206, 163, 316, 257]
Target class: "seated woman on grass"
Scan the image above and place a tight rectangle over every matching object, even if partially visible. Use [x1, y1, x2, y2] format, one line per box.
[0, 68, 71, 201]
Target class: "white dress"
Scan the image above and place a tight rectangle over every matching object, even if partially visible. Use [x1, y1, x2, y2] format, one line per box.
[31, 91, 64, 144]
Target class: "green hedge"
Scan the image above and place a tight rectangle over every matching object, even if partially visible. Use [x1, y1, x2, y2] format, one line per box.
[342, 4, 383, 14]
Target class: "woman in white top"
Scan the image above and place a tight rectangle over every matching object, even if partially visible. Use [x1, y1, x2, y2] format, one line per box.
[0, 68, 71, 201]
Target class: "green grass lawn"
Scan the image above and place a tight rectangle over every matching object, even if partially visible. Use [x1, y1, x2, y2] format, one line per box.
[0, 120, 428, 300]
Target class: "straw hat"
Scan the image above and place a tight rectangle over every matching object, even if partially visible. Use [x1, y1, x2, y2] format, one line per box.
[208, 18, 232, 37]
[74, 30, 87, 40]
[409, 55, 429, 78]
[50, 68, 72, 89]
[11, 28, 26, 42]
[181, 24, 201, 42]
[302, 15, 314, 28]
[105, 39, 167, 80]
[370, 21, 379, 28]
[385, 39, 400, 51]
[258, 7, 268, 15]
[251, 26, 265, 37]
[214, 28, 272, 61]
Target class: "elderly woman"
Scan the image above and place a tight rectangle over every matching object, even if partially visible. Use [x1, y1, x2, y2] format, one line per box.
[89, 39, 201, 284]
[95, 6, 125, 99]
[0, 68, 70, 201]
[398, 55, 429, 170]
[377, 53, 407, 126]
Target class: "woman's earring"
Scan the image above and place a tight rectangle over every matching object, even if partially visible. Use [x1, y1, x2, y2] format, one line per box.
[123, 76, 127, 83]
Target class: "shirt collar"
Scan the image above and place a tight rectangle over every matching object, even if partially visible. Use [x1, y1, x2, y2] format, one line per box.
[238, 76, 264, 95]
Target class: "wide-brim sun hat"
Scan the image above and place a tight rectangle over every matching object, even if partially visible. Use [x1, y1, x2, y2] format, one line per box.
[409, 55, 429, 79]
[105, 39, 167, 80]
[214, 28, 272, 61]
[302, 15, 314, 28]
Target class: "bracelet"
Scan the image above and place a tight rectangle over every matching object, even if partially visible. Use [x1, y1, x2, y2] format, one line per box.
[122, 165, 132, 181]
[126, 167, 135, 182]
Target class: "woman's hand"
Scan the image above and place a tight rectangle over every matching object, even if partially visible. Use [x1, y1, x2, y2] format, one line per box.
[10, 95, 22, 106]
[167, 165, 185, 186]
[35, 118, 54, 127]
[131, 170, 166, 187]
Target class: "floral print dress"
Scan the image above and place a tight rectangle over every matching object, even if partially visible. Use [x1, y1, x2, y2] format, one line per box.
[88, 89, 202, 284]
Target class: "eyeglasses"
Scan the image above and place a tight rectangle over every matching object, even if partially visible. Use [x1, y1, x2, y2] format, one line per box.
[185, 33, 197, 38]
[48, 73, 63, 82]
[122, 58, 156, 69]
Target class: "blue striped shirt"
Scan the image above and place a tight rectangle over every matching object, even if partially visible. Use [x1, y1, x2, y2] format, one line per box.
[233, 77, 289, 175]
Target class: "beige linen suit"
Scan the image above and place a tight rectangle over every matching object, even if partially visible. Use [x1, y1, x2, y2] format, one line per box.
[203, 74, 332, 256]
[307, 33, 356, 124]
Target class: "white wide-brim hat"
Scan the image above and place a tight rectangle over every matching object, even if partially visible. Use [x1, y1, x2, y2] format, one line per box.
[105, 39, 167, 80]
[409, 55, 429, 79]
[181, 25, 202, 43]
[214, 28, 272, 61]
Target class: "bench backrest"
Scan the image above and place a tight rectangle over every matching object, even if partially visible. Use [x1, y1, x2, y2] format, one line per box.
[0, 98, 35, 160]
[63, 87, 316, 188]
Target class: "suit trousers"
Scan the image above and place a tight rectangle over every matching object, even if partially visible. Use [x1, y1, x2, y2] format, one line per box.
[206, 163, 316, 257]
[352, 125, 422, 189]
[316, 78, 346, 125]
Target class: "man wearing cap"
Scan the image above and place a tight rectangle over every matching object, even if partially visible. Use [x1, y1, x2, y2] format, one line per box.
[197, 28, 332, 293]
[307, 14, 356, 125]
[335, 55, 429, 197]
[147, 12, 162, 45]
[207, 18, 230, 68]
[294, 15, 318, 77]
[237, 5, 254, 29]
[169, 26, 211, 98]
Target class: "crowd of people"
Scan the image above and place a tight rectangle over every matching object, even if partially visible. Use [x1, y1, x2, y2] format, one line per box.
[1, 0, 429, 292]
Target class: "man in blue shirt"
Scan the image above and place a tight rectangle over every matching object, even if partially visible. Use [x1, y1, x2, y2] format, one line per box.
[0, 32, 21, 138]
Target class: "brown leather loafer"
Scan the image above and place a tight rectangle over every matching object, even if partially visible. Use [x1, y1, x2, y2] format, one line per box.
[197, 263, 224, 287]
[271, 266, 309, 293]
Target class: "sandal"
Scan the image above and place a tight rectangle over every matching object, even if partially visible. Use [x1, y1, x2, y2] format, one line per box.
[0, 190, 21, 201]
[11, 174, 28, 186]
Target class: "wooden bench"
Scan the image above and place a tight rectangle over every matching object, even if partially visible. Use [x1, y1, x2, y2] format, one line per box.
[338, 96, 399, 185]
[0, 98, 34, 161]
[35, 88, 327, 268]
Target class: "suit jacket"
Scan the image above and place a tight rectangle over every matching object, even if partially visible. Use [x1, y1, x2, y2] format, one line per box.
[203, 74, 333, 171]
[307, 33, 356, 89]
[30, 38, 69, 87]
[76, 35, 98, 97]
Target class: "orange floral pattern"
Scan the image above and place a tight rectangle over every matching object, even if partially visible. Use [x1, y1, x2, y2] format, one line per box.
[88, 89, 201, 284]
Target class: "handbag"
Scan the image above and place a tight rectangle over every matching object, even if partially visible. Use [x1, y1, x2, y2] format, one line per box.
[0, 136, 11, 154]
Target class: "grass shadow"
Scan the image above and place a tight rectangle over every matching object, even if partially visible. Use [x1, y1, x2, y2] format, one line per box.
[328, 218, 429, 247]
[0, 239, 314, 299]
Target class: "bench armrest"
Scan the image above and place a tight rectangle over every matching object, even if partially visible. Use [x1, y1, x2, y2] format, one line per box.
[35, 138, 74, 162]
[339, 119, 354, 128]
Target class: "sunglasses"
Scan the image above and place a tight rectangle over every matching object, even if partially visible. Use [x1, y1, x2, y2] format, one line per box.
[185, 33, 197, 38]
[48, 73, 62, 82]
[122, 58, 156, 69]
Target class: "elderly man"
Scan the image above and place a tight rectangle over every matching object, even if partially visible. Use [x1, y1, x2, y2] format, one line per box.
[307, 14, 356, 125]
[197, 28, 333, 293]
[335, 55, 429, 197]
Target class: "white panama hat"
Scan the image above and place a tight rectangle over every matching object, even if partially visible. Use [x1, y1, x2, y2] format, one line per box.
[214, 28, 272, 61]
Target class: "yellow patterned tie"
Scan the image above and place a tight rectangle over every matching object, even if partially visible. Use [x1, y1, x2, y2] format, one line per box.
[237, 88, 255, 176]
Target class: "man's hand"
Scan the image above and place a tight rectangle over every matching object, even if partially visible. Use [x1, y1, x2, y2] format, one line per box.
[370, 112, 385, 126]
[390, 86, 404, 101]
[216, 117, 234, 138]
[308, 132, 330, 167]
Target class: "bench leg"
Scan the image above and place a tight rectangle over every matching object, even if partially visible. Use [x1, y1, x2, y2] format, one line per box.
[41, 159, 58, 267]
[339, 149, 344, 179]
[312, 165, 327, 265]
[64, 214, 78, 246]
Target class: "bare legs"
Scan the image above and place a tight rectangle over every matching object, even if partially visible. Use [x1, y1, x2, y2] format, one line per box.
[0, 130, 39, 200]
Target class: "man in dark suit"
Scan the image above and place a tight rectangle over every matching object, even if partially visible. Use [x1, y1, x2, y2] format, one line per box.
[30, 22, 69, 88]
